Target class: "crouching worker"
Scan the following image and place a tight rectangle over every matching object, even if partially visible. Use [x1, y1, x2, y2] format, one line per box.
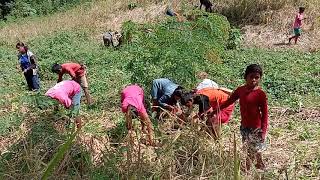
[45, 80, 82, 129]
[121, 85, 154, 145]
[52, 62, 93, 105]
[103, 31, 123, 47]
[151, 78, 183, 116]
[181, 87, 234, 138]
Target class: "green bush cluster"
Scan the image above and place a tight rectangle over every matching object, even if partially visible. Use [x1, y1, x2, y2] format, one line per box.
[0, 0, 90, 20]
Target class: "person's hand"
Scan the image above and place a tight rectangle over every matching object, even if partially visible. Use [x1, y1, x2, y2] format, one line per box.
[75, 117, 82, 129]
[166, 105, 174, 111]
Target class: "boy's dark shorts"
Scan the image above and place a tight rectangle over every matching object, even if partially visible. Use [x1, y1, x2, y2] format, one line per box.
[240, 126, 266, 153]
[294, 28, 301, 36]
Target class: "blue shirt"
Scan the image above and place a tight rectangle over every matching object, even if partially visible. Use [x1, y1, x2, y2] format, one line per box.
[19, 54, 31, 70]
[151, 78, 179, 107]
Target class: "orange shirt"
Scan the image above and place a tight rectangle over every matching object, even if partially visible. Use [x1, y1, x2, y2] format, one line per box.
[196, 88, 229, 110]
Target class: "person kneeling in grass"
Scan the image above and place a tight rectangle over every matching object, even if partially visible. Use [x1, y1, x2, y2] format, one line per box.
[45, 80, 82, 129]
[181, 87, 234, 138]
[121, 85, 154, 145]
[52, 62, 93, 105]
[211, 64, 268, 171]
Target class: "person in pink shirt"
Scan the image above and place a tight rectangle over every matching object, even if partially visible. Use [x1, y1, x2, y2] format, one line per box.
[289, 7, 305, 44]
[45, 80, 82, 129]
[121, 85, 154, 145]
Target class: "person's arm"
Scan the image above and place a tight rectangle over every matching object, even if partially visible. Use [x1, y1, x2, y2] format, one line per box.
[260, 92, 269, 141]
[57, 73, 63, 83]
[140, 113, 154, 145]
[194, 95, 211, 119]
[29, 55, 37, 69]
[125, 107, 133, 131]
[158, 95, 174, 111]
[218, 87, 233, 95]
[212, 88, 239, 114]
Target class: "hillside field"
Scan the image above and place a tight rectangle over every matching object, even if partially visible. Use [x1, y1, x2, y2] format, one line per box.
[0, 0, 320, 179]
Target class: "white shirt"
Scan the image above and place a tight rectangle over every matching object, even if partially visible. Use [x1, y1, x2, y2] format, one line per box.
[196, 79, 219, 90]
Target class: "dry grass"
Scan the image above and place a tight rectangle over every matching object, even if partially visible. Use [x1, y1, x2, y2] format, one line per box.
[0, 0, 167, 44]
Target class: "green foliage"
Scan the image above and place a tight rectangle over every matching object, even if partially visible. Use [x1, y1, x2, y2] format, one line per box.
[122, 12, 230, 89]
[227, 28, 242, 50]
[41, 128, 79, 180]
[1, 6, 320, 179]
[1, 0, 91, 20]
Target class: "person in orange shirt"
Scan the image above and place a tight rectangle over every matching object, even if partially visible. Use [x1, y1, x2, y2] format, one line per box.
[181, 87, 234, 138]
[52, 62, 93, 105]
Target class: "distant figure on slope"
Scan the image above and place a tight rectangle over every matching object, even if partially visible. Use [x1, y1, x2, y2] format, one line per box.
[121, 85, 154, 145]
[200, 0, 213, 13]
[52, 62, 93, 105]
[212, 64, 269, 171]
[16, 42, 40, 91]
[289, 7, 306, 44]
[181, 87, 234, 138]
[45, 80, 82, 129]
[166, 7, 185, 22]
[151, 78, 184, 114]
[103, 31, 123, 47]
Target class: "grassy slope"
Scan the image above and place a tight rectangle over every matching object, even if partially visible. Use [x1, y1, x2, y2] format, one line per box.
[0, 1, 320, 179]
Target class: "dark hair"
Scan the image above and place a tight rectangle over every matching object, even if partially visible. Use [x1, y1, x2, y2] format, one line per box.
[16, 42, 25, 49]
[244, 64, 263, 79]
[180, 92, 194, 105]
[16, 42, 29, 52]
[52, 63, 62, 73]
[172, 86, 184, 98]
[129, 105, 139, 119]
[299, 7, 305, 12]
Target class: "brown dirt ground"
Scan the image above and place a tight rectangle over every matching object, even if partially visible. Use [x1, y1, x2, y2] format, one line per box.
[241, 7, 320, 52]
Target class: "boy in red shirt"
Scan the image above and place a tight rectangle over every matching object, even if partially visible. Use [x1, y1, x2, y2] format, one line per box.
[289, 7, 305, 44]
[213, 64, 268, 171]
[52, 63, 93, 105]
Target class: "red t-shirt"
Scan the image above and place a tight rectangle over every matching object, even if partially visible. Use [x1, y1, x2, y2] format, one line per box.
[229, 85, 268, 138]
[58, 63, 85, 81]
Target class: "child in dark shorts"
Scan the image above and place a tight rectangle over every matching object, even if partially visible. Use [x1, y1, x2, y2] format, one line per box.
[212, 64, 269, 171]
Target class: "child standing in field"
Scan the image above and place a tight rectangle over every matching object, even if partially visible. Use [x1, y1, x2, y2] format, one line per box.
[52, 63, 93, 105]
[45, 80, 82, 129]
[16, 42, 40, 91]
[289, 7, 305, 44]
[121, 85, 154, 145]
[213, 64, 268, 170]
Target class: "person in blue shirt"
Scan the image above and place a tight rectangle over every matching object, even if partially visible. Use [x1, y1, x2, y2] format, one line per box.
[16, 42, 40, 91]
[151, 78, 183, 113]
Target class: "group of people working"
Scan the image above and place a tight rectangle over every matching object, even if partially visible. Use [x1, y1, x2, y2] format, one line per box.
[120, 64, 268, 171]
[17, 42, 268, 171]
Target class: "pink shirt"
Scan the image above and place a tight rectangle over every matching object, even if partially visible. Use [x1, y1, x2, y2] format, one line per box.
[293, 13, 304, 28]
[121, 85, 147, 116]
[45, 80, 81, 108]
